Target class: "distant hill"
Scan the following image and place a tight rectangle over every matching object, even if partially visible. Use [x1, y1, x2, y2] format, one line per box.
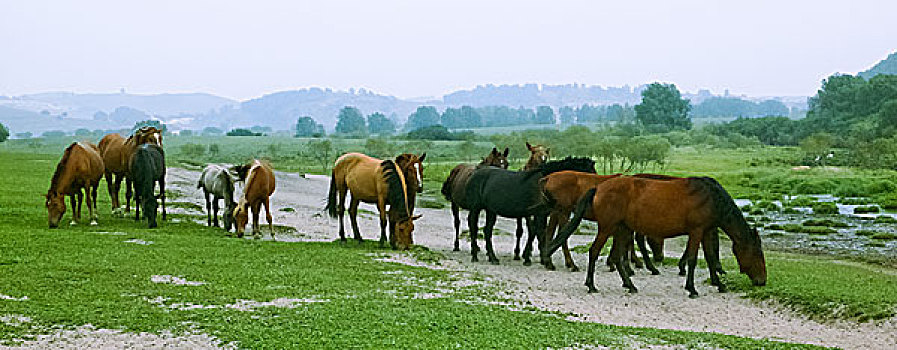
[858, 51, 897, 79]
[5, 92, 235, 119]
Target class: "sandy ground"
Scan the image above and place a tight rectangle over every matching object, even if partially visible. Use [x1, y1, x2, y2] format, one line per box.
[9, 167, 896, 349]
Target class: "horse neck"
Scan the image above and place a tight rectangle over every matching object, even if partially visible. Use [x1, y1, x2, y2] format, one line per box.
[50, 147, 76, 195]
[588, 173, 619, 187]
[523, 157, 542, 171]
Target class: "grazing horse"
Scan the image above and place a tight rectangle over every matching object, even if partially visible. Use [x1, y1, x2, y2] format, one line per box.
[98, 126, 162, 215]
[463, 157, 595, 265]
[232, 160, 276, 239]
[441, 147, 510, 251]
[45, 142, 105, 228]
[130, 144, 166, 228]
[197, 164, 237, 230]
[545, 176, 767, 298]
[326, 153, 421, 250]
[512, 142, 550, 260]
[394, 153, 426, 212]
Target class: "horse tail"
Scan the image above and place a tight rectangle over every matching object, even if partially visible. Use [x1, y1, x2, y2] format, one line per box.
[441, 166, 461, 201]
[538, 177, 557, 209]
[325, 169, 339, 218]
[546, 187, 596, 257]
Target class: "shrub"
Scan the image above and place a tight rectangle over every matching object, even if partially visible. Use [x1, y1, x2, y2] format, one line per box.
[754, 200, 780, 211]
[802, 219, 849, 228]
[179, 143, 206, 158]
[873, 216, 897, 224]
[872, 233, 897, 240]
[856, 229, 879, 237]
[810, 202, 839, 215]
[782, 207, 801, 214]
[786, 196, 817, 207]
[854, 206, 881, 214]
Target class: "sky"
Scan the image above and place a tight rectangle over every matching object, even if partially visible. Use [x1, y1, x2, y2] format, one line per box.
[1, 0, 895, 101]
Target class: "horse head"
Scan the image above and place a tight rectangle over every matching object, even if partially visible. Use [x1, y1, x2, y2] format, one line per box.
[232, 201, 250, 236]
[394, 214, 423, 250]
[482, 147, 509, 169]
[732, 226, 767, 286]
[396, 153, 426, 193]
[134, 127, 163, 147]
[525, 142, 550, 169]
[44, 192, 66, 228]
[223, 201, 237, 231]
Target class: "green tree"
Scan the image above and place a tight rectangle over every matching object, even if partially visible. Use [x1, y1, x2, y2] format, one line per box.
[364, 138, 397, 158]
[534, 106, 556, 124]
[406, 106, 441, 130]
[558, 106, 575, 125]
[305, 139, 335, 172]
[296, 116, 325, 137]
[227, 128, 262, 136]
[133, 120, 167, 134]
[635, 82, 692, 131]
[406, 125, 455, 140]
[0, 122, 8, 143]
[367, 112, 396, 135]
[335, 106, 367, 136]
[800, 132, 835, 166]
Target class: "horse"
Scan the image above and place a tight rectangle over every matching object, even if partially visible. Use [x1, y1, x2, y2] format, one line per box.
[197, 164, 237, 230]
[130, 144, 166, 228]
[45, 142, 105, 228]
[544, 176, 767, 298]
[511, 142, 550, 260]
[326, 153, 421, 250]
[440, 147, 510, 251]
[232, 159, 276, 239]
[394, 153, 426, 212]
[463, 157, 595, 265]
[97, 126, 162, 216]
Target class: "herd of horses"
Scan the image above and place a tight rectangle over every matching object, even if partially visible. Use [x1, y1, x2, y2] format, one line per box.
[45, 132, 766, 297]
[44, 127, 274, 236]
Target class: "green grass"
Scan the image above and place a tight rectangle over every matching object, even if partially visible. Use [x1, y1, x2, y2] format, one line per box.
[782, 224, 836, 235]
[874, 216, 897, 224]
[723, 252, 897, 321]
[801, 219, 849, 228]
[871, 233, 897, 240]
[0, 150, 827, 349]
[853, 205, 880, 214]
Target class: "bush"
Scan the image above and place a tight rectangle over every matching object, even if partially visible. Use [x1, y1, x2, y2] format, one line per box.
[854, 206, 881, 214]
[802, 219, 849, 228]
[406, 125, 457, 140]
[793, 179, 837, 194]
[786, 196, 817, 207]
[810, 202, 839, 215]
[754, 200, 780, 212]
[871, 233, 897, 240]
[227, 128, 262, 136]
[179, 143, 206, 158]
[873, 216, 897, 224]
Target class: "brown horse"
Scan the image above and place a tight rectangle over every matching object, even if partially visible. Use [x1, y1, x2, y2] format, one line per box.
[232, 159, 276, 239]
[544, 176, 766, 298]
[511, 142, 550, 260]
[97, 126, 162, 215]
[45, 142, 105, 228]
[441, 147, 510, 251]
[326, 153, 421, 250]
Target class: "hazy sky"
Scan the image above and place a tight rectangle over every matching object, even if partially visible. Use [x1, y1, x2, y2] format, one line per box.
[1, 0, 895, 100]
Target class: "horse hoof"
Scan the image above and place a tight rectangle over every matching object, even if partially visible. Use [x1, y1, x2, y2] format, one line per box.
[453, 247, 460, 252]
[69, 221, 77, 226]
[90, 221, 98, 226]
[522, 260, 531, 266]
[569, 266, 580, 272]
[688, 292, 699, 299]
[678, 271, 686, 277]
[489, 259, 500, 265]
[513, 255, 521, 261]
[627, 287, 638, 294]
[717, 285, 728, 293]
[587, 287, 598, 294]
[544, 264, 556, 271]
[471, 256, 478, 263]
[650, 270, 660, 276]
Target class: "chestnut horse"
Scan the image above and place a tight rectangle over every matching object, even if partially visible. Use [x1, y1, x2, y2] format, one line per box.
[545, 176, 766, 298]
[232, 159, 276, 239]
[45, 142, 105, 228]
[512, 142, 550, 260]
[97, 126, 162, 215]
[440, 147, 510, 251]
[326, 153, 421, 250]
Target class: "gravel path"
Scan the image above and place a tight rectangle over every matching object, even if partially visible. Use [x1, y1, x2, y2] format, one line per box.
[20, 167, 889, 350]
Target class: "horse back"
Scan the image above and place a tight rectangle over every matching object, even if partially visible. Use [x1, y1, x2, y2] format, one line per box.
[595, 177, 714, 236]
[336, 153, 384, 203]
[441, 164, 475, 204]
[98, 133, 130, 173]
[74, 142, 105, 182]
[244, 161, 275, 203]
[542, 171, 620, 211]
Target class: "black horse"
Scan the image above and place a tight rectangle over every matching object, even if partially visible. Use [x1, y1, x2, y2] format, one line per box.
[462, 157, 596, 265]
[130, 144, 166, 228]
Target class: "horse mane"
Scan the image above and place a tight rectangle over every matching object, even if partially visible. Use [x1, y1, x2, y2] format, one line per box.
[381, 160, 410, 220]
[691, 177, 755, 241]
[534, 157, 596, 177]
[49, 143, 77, 194]
[633, 173, 681, 180]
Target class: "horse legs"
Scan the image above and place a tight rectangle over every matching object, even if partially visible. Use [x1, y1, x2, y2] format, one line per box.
[204, 191, 214, 226]
[522, 216, 540, 266]
[468, 209, 481, 262]
[557, 214, 579, 272]
[451, 203, 461, 252]
[264, 196, 274, 240]
[251, 201, 262, 239]
[69, 191, 78, 226]
[337, 187, 348, 243]
[611, 228, 638, 293]
[513, 218, 524, 260]
[683, 232, 703, 298]
[105, 171, 120, 215]
[636, 233, 660, 275]
[346, 198, 363, 243]
[648, 236, 665, 263]
[133, 190, 141, 221]
[159, 179, 166, 221]
[541, 212, 560, 269]
[483, 211, 499, 264]
[703, 230, 726, 293]
[125, 176, 133, 214]
[706, 229, 726, 274]
[585, 230, 611, 293]
[86, 183, 97, 226]
[91, 182, 99, 221]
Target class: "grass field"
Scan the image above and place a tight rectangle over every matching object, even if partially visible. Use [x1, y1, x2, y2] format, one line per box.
[0, 150, 839, 348]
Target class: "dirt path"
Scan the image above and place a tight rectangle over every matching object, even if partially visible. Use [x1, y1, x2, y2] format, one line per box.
[167, 167, 897, 350]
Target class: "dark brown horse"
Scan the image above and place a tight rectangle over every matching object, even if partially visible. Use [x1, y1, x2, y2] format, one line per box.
[441, 147, 510, 251]
[544, 176, 766, 298]
[395, 153, 426, 213]
[97, 126, 162, 216]
[45, 142, 105, 228]
[326, 153, 420, 250]
[232, 159, 276, 238]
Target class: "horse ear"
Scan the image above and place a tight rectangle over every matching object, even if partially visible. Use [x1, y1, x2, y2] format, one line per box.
[546, 147, 551, 154]
[418, 153, 426, 162]
[491, 147, 498, 153]
[412, 214, 423, 221]
[503, 147, 509, 157]
[526, 142, 533, 151]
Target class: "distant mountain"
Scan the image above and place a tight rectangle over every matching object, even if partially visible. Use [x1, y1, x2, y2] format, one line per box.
[858, 51, 897, 79]
[443, 83, 646, 107]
